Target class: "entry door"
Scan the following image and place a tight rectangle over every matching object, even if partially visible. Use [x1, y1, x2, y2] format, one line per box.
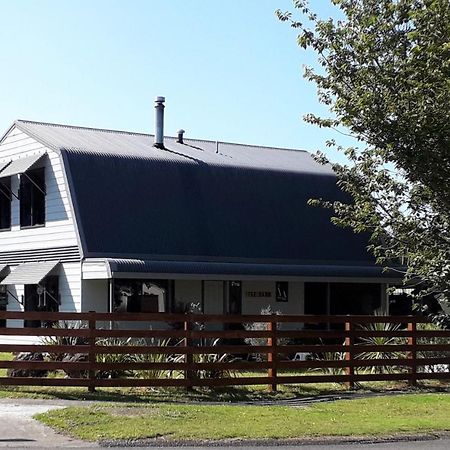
[227, 281, 242, 314]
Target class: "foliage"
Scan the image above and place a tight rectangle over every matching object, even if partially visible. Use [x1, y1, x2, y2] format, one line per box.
[39, 320, 88, 362]
[35, 394, 450, 441]
[277, 1, 450, 326]
[170, 338, 237, 379]
[243, 305, 288, 361]
[355, 322, 406, 374]
[133, 338, 181, 380]
[310, 348, 346, 380]
[417, 322, 450, 373]
[95, 337, 139, 379]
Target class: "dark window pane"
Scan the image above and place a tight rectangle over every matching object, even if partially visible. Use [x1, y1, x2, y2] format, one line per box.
[304, 282, 328, 315]
[0, 285, 7, 328]
[24, 277, 59, 328]
[330, 283, 381, 315]
[0, 177, 11, 230]
[20, 168, 45, 227]
[276, 281, 288, 302]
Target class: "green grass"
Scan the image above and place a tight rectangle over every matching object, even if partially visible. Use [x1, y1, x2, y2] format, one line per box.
[0, 352, 12, 377]
[35, 393, 450, 441]
[0, 379, 417, 402]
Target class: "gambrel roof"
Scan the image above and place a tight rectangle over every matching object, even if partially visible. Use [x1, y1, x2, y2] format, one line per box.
[9, 120, 396, 278]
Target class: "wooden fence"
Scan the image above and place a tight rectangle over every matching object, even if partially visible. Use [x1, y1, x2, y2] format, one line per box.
[0, 311, 450, 391]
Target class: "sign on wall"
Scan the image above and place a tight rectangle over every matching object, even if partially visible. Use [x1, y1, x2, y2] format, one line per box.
[245, 291, 272, 298]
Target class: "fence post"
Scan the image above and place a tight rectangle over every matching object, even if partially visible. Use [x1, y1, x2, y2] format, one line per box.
[88, 311, 96, 393]
[184, 318, 194, 389]
[267, 319, 278, 392]
[345, 321, 355, 390]
[408, 321, 417, 387]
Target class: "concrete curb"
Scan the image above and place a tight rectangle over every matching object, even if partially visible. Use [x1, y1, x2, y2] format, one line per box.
[100, 432, 450, 447]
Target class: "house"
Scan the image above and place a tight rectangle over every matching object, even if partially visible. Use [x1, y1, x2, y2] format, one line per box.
[0, 97, 401, 340]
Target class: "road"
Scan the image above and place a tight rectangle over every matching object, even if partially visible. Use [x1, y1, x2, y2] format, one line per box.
[6, 442, 450, 450]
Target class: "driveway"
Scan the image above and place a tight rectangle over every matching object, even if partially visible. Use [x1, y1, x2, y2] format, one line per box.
[0, 399, 97, 448]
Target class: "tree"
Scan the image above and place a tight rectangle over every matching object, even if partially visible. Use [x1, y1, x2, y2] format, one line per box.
[277, 0, 450, 324]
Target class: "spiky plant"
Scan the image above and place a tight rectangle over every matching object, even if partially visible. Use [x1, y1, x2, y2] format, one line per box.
[355, 322, 407, 374]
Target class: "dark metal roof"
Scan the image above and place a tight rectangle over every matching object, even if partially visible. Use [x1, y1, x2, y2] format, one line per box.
[14, 120, 332, 175]
[107, 259, 400, 279]
[8, 120, 390, 278]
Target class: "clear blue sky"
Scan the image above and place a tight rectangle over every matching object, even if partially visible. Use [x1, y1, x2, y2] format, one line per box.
[0, 0, 347, 162]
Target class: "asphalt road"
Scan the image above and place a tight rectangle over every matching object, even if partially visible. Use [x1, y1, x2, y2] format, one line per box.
[7, 441, 450, 450]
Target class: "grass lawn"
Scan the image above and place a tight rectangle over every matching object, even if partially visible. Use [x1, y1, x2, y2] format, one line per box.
[35, 393, 450, 441]
[0, 352, 12, 377]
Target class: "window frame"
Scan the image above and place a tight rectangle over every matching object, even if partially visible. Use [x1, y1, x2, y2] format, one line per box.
[0, 176, 12, 231]
[19, 167, 46, 229]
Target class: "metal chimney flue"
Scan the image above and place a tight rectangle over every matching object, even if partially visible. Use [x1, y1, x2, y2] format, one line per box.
[177, 129, 185, 144]
[154, 96, 165, 149]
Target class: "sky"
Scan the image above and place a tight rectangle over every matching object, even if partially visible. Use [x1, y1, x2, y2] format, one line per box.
[0, 0, 349, 163]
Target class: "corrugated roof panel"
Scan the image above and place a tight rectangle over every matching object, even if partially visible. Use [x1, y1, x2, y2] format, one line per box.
[14, 120, 332, 175]
[1, 261, 60, 285]
[63, 150, 374, 263]
[9, 119, 388, 276]
[0, 153, 46, 178]
[107, 259, 401, 279]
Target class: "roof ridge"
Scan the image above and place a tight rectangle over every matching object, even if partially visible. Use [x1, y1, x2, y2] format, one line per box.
[15, 119, 307, 154]
[16, 119, 152, 138]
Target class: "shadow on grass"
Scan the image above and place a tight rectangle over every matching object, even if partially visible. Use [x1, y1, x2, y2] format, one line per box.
[2, 381, 448, 405]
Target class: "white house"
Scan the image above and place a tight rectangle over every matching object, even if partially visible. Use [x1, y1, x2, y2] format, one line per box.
[0, 98, 401, 339]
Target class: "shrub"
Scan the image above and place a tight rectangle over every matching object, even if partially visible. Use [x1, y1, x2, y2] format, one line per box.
[417, 322, 450, 373]
[39, 320, 88, 362]
[355, 321, 407, 374]
[243, 305, 288, 361]
[310, 349, 346, 377]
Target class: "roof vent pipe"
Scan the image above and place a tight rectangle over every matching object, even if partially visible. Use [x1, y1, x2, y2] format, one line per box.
[177, 129, 185, 144]
[154, 96, 165, 149]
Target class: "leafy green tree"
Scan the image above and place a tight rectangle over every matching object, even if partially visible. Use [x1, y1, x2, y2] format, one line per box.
[277, 0, 450, 324]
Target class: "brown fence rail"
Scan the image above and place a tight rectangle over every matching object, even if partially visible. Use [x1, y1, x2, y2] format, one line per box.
[0, 311, 449, 391]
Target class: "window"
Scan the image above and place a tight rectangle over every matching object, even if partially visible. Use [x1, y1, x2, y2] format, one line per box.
[113, 279, 168, 313]
[23, 276, 59, 328]
[0, 285, 7, 328]
[20, 168, 45, 228]
[276, 281, 288, 302]
[0, 177, 11, 230]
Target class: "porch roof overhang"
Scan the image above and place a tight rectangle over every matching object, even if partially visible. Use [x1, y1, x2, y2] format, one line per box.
[0, 261, 60, 285]
[0, 153, 46, 178]
[94, 258, 404, 282]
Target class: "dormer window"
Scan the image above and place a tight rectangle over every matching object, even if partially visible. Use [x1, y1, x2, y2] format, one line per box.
[20, 167, 46, 228]
[0, 177, 11, 230]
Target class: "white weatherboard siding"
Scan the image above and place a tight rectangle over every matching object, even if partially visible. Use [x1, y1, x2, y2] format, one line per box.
[82, 279, 109, 312]
[174, 280, 202, 309]
[81, 260, 110, 280]
[242, 281, 304, 330]
[0, 126, 79, 251]
[3, 262, 81, 344]
[0, 126, 82, 344]
[58, 262, 82, 312]
[241, 281, 304, 316]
